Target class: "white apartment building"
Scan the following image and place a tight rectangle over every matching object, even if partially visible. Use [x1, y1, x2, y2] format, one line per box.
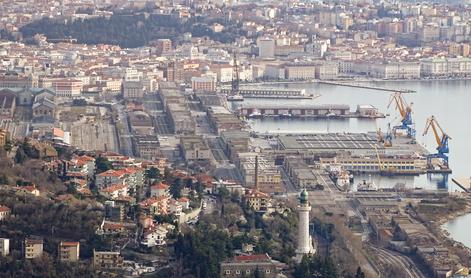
[0, 238, 9, 256]
[258, 38, 276, 59]
[369, 62, 421, 79]
[420, 57, 471, 76]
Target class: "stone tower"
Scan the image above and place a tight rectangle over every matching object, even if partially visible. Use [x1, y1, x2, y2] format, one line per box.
[296, 189, 315, 262]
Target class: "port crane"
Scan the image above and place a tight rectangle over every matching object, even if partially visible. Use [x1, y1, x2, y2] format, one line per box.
[388, 92, 415, 139]
[423, 115, 451, 168]
[375, 122, 393, 147]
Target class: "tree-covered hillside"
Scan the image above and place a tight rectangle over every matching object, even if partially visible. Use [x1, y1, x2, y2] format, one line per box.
[19, 13, 242, 48]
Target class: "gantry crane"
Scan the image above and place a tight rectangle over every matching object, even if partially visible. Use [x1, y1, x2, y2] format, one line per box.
[388, 92, 415, 139]
[423, 115, 451, 168]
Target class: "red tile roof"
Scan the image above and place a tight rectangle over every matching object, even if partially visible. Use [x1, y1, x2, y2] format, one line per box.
[235, 254, 270, 262]
[151, 182, 169, 190]
[0, 205, 10, 212]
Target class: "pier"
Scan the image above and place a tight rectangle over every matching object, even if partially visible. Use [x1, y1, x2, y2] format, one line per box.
[319, 81, 416, 94]
[221, 87, 309, 98]
[239, 103, 385, 119]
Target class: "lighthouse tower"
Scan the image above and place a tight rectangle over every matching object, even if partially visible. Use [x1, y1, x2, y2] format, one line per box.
[296, 189, 315, 262]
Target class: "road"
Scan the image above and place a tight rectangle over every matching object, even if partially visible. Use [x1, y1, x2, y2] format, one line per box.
[114, 104, 134, 156]
[369, 245, 427, 278]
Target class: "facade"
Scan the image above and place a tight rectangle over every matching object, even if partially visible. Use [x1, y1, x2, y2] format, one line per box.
[191, 76, 216, 92]
[0, 205, 11, 220]
[59, 241, 80, 262]
[180, 135, 212, 161]
[93, 250, 124, 269]
[220, 254, 278, 278]
[368, 62, 421, 79]
[141, 225, 168, 247]
[150, 182, 170, 198]
[285, 64, 316, 80]
[0, 74, 37, 88]
[245, 190, 271, 212]
[24, 238, 44, 259]
[0, 90, 16, 119]
[420, 57, 471, 76]
[0, 238, 9, 257]
[258, 38, 275, 59]
[52, 79, 83, 97]
[155, 39, 172, 55]
[122, 80, 144, 99]
[134, 135, 161, 160]
[0, 129, 7, 147]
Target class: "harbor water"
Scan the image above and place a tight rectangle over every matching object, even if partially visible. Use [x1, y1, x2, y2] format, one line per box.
[233, 79, 471, 191]
[443, 213, 471, 248]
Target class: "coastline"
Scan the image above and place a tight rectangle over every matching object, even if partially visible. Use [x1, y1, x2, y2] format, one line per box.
[437, 204, 471, 247]
[239, 77, 471, 86]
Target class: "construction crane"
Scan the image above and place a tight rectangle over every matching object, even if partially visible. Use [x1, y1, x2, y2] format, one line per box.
[423, 115, 451, 168]
[388, 92, 415, 139]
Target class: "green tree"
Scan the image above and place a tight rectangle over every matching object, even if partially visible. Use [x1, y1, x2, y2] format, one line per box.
[14, 147, 27, 163]
[355, 266, 365, 278]
[95, 156, 112, 173]
[170, 178, 183, 199]
[3, 140, 12, 152]
[293, 255, 338, 278]
[0, 174, 9, 185]
[146, 167, 160, 179]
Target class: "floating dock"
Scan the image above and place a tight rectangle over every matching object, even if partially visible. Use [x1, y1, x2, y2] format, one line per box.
[319, 81, 416, 94]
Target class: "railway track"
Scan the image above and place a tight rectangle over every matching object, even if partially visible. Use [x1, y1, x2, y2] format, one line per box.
[369, 245, 426, 278]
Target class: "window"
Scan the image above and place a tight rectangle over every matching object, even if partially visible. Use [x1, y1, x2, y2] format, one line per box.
[266, 269, 271, 274]
[246, 269, 250, 274]
[236, 270, 240, 274]
[225, 270, 231, 275]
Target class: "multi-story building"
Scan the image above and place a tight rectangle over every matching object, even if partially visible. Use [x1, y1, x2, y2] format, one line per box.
[220, 254, 278, 278]
[52, 78, 83, 97]
[180, 135, 212, 161]
[24, 237, 43, 259]
[315, 63, 339, 80]
[421, 57, 471, 76]
[285, 64, 316, 80]
[258, 38, 275, 59]
[191, 76, 216, 92]
[122, 80, 144, 99]
[0, 238, 9, 257]
[0, 89, 16, 119]
[93, 250, 124, 269]
[155, 39, 172, 56]
[0, 129, 7, 148]
[245, 190, 272, 212]
[59, 241, 80, 262]
[0, 73, 37, 89]
[0, 205, 10, 220]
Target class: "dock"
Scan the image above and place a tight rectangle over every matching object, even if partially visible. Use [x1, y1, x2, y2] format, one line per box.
[319, 81, 416, 94]
[239, 103, 385, 119]
[221, 87, 308, 98]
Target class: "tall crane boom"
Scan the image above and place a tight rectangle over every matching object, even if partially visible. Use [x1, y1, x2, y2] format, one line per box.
[423, 116, 451, 167]
[388, 92, 415, 139]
